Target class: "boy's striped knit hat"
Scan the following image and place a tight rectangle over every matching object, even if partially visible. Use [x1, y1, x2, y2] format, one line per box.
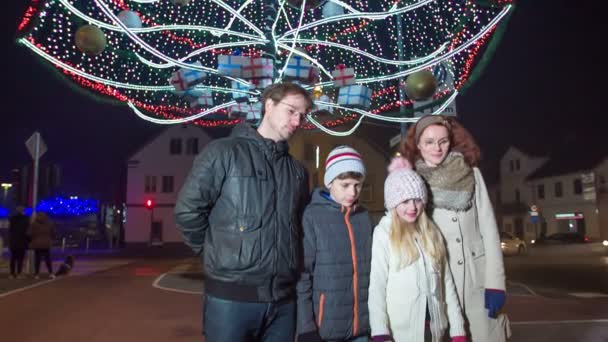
[324, 145, 366, 187]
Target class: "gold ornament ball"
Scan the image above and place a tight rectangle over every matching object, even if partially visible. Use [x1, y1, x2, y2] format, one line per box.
[312, 86, 323, 99]
[75, 25, 107, 56]
[404, 70, 437, 101]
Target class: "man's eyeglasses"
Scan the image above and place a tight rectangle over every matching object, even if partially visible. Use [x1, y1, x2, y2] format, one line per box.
[279, 101, 309, 121]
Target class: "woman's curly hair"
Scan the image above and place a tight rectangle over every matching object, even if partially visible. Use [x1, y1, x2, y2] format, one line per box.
[400, 116, 481, 167]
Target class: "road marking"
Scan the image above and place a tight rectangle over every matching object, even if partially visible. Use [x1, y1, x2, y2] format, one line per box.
[507, 280, 541, 297]
[0, 278, 58, 299]
[511, 319, 608, 325]
[568, 292, 608, 298]
[152, 272, 202, 295]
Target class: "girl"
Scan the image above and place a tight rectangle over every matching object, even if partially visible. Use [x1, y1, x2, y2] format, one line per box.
[368, 158, 466, 342]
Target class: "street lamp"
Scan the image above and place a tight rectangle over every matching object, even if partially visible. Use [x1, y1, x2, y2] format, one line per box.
[1, 183, 12, 205]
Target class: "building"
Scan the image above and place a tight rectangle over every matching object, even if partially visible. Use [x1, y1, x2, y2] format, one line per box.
[124, 121, 398, 245]
[124, 124, 225, 244]
[497, 146, 608, 241]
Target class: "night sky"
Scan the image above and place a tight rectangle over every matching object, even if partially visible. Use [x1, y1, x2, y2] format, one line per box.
[1, 0, 603, 200]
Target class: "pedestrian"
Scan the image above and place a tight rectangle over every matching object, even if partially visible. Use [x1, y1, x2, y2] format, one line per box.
[400, 114, 509, 341]
[175, 82, 313, 342]
[297, 145, 372, 342]
[8, 206, 30, 279]
[28, 212, 56, 279]
[369, 157, 466, 342]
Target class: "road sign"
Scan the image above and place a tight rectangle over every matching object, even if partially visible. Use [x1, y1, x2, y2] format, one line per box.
[25, 132, 47, 160]
[25, 131, 47, 216]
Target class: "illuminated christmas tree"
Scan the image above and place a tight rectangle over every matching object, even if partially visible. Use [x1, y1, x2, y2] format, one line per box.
[16, 0, 513, 135]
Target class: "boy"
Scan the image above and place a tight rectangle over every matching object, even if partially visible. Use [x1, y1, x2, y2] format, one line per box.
[297, 145, 373, 342]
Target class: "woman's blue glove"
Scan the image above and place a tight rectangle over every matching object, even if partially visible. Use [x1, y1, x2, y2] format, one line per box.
[485, 288, 506, 318]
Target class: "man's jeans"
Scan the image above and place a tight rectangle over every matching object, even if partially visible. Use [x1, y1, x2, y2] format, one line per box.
[203, 294, 296, 342]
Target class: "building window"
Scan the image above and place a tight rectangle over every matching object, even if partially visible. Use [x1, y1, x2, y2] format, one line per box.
[573, 178, 582, 195]
[360, 184, 373, 202]
[555, 181, 563, 198]
[144, 175, 157, 193]
[515, 188, 520, 203]
[185, 138, 199, 155]
[170, 138, 182, 155]
[537, 184, 545, 199]
[162, 176, 174, 193]
[509, 160, 514, 172]
[303, 143, 315, 162]
[515, 159, 520, 171]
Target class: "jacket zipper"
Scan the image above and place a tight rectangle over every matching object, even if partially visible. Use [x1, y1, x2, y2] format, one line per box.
[343, 206, 359, 335]
[317, 292, 326, 328]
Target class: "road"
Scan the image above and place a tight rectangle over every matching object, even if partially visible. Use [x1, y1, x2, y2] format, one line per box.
[0, 244, 607, 341]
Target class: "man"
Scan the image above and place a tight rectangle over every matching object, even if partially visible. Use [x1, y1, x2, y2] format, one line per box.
[8, 206, 30, 279]
[175, 82, 313, 342]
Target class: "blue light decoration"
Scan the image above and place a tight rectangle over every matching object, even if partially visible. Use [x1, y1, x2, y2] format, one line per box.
[0, 206, 9, 218]
[36, 196, 99, 217]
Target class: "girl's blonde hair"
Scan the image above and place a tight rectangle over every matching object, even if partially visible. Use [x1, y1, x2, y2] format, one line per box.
[389, 208, 446, 270]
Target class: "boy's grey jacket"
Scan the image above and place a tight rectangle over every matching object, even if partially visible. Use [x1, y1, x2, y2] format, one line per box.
[174, 123, 309, 303]
[297, 188, 373, 340]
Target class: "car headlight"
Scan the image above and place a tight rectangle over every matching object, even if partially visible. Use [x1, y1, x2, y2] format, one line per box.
[603, 240, 608, 247]
[501, 242, 506, 248]
[531, 239, 535, 244]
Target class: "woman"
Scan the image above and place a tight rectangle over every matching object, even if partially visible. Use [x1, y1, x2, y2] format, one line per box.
[28, 212, 55, 279]
[369, 157, 466, 342]
[400, 114, 509, 342]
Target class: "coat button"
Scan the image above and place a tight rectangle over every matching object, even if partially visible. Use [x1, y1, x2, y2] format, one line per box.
[452, 217, 458, 222]
[456, 238, 461, 243]
[457, 260, 463, 265]
[239, 226, 245, 232]
[472, 252, 476, 257]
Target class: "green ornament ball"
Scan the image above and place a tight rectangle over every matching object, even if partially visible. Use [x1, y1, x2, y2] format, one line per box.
[404, 70, 437, 101]
[75, 25, 107, 56]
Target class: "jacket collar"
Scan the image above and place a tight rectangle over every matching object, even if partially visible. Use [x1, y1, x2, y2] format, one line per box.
[231, 123, 289, 157]
[310, 188, 361, 213]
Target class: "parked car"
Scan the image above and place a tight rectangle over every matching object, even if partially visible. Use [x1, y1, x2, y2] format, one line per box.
[500, 231, 527, 255]
[534, 232, 590, 245]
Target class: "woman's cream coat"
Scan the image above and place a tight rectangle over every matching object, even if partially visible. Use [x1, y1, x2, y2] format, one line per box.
[431, 167, 509, 341]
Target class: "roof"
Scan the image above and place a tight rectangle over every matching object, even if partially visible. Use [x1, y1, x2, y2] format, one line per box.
[526, 138, 606, 180]
[126, 124, 232, 161]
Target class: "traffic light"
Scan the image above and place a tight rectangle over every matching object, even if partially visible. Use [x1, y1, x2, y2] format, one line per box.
[145, 199, 154, 210]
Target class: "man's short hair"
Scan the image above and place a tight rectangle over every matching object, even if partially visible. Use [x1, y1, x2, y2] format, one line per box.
[334, 171, 365, 182]
[260, 82, 313, 116]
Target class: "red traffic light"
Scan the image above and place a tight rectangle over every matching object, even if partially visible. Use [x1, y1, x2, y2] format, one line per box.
[145, 199, 154, 209]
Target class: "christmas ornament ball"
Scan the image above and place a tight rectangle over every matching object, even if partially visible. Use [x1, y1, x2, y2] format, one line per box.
[312, 86, 323, 99]
[117, 10, 142, 29]
[404, 70, 437, 101]
[75, 25, 107, 56]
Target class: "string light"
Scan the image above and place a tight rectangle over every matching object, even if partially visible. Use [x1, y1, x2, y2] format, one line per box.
[16, 0, 512, 131]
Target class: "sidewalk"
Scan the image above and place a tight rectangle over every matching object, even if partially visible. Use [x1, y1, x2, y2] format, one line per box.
[0, 243, 195, 297]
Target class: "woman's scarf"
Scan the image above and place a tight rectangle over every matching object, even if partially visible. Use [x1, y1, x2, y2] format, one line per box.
[416, 152, 475, 211]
